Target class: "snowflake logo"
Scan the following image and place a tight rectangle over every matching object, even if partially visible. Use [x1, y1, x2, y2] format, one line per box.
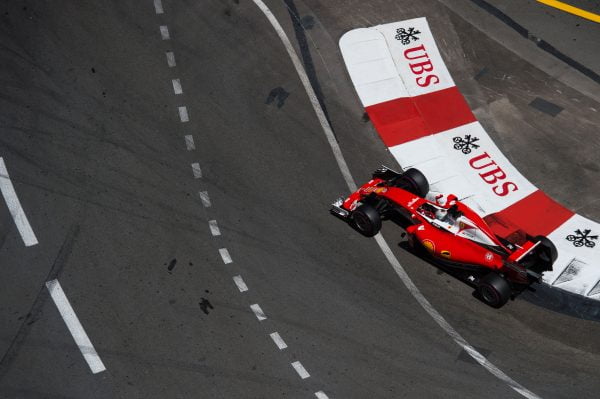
[395, 27, 421, 45]
[566, 229, 598, 248]
[452, 135, 480, 154]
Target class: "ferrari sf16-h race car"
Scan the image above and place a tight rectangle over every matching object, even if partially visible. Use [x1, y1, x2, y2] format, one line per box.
[330, 166, 557, 308]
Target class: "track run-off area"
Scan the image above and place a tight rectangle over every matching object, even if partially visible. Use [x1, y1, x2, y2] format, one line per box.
[1, 1, 599, 398]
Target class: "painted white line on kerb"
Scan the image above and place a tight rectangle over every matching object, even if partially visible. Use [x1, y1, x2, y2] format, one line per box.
[153, 0, 164, 14]
[291, 361, 310, 379]
[199, 191, 211, 207]
[45, 279, 105, 374]
[315, 391, 329, 399]
[166, 51, 176, 67]
[219, 248, 232, 264]
[172, 78, 183, 95]
[160, 25, 170, 40]
[233, 275, 248, 292]
[178, 106, 189, 122]
[251, 2, 540, 398]
[208, 220, 221, 236]
[0, 157, 38, 246]
[191, 163, 202, 179]
[250, 304, 267, 321]
[185, 135, 195, 151]
[269, 332, 287, 350]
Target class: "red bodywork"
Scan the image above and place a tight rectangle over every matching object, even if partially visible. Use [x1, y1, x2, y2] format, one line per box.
[339, 178, 535, 283]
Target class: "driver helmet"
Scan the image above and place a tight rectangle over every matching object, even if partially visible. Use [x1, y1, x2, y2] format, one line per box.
[435, 208, 448, 221]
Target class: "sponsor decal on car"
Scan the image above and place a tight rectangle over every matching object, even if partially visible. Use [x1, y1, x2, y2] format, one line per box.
[422, 239, 435, 253]
[484, 252, 494, 263]
[441, 250, 451, 259]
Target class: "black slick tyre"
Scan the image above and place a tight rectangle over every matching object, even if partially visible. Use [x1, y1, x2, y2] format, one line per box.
[352, 204, 381, 237]
[396, 168, 429, 197]
[477, 273, 511, 308]
[533, 235, 558, 265]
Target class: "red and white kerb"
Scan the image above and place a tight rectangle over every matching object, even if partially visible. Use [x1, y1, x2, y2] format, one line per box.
[340, 18, 600, 297]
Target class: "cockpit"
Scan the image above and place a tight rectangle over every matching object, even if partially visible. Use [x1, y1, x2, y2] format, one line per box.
[415, 202, 498, 247]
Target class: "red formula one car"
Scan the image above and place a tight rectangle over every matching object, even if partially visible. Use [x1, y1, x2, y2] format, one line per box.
[330, 166, 557, 308]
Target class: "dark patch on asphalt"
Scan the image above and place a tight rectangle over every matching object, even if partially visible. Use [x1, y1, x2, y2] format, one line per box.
[361, 112, 370, 122]
[167, 258, 177, 272]
[265, 87, 290, 108]
[474, 66, 489, 81]
[199, 298, 214, 315]
[300, 15, 315, 30]
[457, 346, 491, 364]
[224, 8, 232, 17]
[283, 0, 334, 129]
[468, 0, 600, 84]
[0, 224, 80, 380]
[91, 67, 95, 73]
[529, 97, 563, 117]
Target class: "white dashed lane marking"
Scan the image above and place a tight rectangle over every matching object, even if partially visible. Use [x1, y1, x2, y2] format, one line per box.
[269, 332, 287, 350]
[0, 157, 38, 246]
[153, 0, 164, 14]
[172, 78, 183, 95]
[46, 279, 105, 374]
[219, 248, 232, 264]
[199, 191, 211, 207]
[160, 25, 170, 40]
[233, 275, 248, 292]
[314, 391, 329, 399]
[185, 135, 195, 151]
[250, 304, 267, 321]
[178, 106, 189, 122]
[166, 51, 176, 67]
[191, 163, 202, 179]
[208, 220, 221, 236]
[291, 361, 310, 379]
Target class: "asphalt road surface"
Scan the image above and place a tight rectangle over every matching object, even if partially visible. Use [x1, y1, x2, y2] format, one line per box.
[1, 0, 599, 398]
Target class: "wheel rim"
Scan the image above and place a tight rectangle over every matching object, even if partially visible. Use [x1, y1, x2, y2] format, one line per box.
[480, 285, 499, 305]
[353, 212, 370, 232]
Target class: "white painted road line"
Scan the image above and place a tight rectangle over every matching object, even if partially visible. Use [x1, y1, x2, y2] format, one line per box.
[291, 361, 310, 379]
[191, 163, 202, 179]
[315, 391, 329, 399]
[178, 106, 189, 122]
[233, 275, 248, 292]
[153, 0, 164, 14]
[252, 2, 540, 398]
[160, 25, 170, 40]
[219, 248, 232, 264]
[269, 332, 287, 350]
[0, 157, 38, 246]
[45, 279, 105, 374]
[199, 191, 211, 207]
[172, 78, 183, 95]
[166, 51, 176, 67]
[250, 303, 267, 321]
[208, 220, 221, 236]
[184, 135, 195, 151]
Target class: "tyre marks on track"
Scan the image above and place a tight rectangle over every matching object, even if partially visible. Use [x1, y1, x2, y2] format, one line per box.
[152, 3, 329, 397]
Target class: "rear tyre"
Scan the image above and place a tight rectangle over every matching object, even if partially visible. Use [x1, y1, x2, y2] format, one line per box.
[395, 168, 429, 198]
[533, 235, 558, 263]
[477, 273, 511, 308]
[352, 204, 381, 237]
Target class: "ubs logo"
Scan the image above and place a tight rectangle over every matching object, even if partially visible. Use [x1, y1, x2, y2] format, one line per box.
[402, 44, 439, 88]
[453, 135, 518, 197]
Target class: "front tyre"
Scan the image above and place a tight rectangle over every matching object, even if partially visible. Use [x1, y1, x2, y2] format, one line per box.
[395, 168, 429, 198]
[477, 273, 511, 308]
[352, 204, 381, 237]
